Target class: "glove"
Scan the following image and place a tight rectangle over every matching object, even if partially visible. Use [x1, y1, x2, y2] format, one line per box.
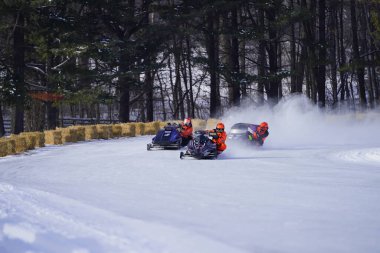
[209, 132, 218, 138]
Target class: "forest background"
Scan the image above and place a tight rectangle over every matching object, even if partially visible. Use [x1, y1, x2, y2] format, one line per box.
[0, 0, 379, 136]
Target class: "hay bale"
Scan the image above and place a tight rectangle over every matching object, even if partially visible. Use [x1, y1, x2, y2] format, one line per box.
[120, 123, 136, 137]
[105, 125, 113, 139]
[135, 122, 145, 135]
[33, 132, 45, 147]
[192, 119, 207, 131]
[96, 125, 113, 139]
[112, 124, 123, 138]
[0, 139, 8, 157]
[206, 118, 221, 130]
[58, 128, 78, 144]
[0, 138, 17, 157]
[144, 121, 160, 135]
[5, 138, 16, 155]
[84, 125, 98, 140]
[19, 133, 37, 150]
[70, 126, 86, 142]
[152, 121, 161, 132]
[44, 130, 63, 145]
[9, 135, 28, 153]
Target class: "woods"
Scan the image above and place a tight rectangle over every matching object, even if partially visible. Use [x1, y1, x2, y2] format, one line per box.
[1, 0, 379, 136]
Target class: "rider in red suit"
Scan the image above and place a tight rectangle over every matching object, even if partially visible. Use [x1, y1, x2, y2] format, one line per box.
[180, 118, 193, 146]
[208, 122, 227, 154]
[247, 122, 269, 146]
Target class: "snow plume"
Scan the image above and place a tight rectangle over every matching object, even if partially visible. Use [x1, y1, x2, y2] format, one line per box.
[222, 95, 380, 148]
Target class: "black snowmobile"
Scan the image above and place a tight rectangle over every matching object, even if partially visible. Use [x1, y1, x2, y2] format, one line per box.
[147, 123, 182, 150]
[180, 130, 218, 159]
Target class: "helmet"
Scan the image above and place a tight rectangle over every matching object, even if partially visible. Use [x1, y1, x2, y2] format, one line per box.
[259, 122, 268, 129]
[216, 122, 225, 133]
[183, 117, 192, 127]
[258, 122, 268, 135]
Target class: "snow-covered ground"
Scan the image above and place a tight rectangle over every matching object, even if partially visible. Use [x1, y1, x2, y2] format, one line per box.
[1, 97, 380, 253]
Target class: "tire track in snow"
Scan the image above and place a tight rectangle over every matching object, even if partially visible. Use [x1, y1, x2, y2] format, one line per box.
[331, 148, 380, 165]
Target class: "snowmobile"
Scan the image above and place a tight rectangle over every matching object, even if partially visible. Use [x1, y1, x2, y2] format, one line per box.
[228, 123, 265, 146]
[228, 123, 252, 141]
[180, 130, 218, 159]
[147, 123, 182, 150]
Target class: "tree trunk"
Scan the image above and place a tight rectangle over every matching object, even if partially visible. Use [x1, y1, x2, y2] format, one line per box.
[168, 54, 178, 119]
[329, 0, 338, 106]
[0, 103, 5, 137]
[158, 74, 167, 121]
[205, 11, 221, 117]
[119, 52, 131, 122]
[290, 0, 297, 93]
[295, 45, 306, 93]
[12, 12, 25, 134]
[265, 5, 280, 105]
[240, 40, 247, 99]
[185, 36, 195, 118]
[366, 4, 379, 106]
[302, 0, 317, 103]
[181, 47, 191, 117]
[230, 6, 241, 106]
[173, 36, 184, 119]
[360, 9, 374, 109]
[338, 0, 348, 101]
[46, 102, 58, 129]
[145, 67, 154, 122]
[317, 0, 326, 107]
[350, 0, 367, 108]
[257, 6, 266, 105]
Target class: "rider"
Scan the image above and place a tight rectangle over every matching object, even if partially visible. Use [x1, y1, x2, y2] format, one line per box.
[247, 122, 269, 146]
[179, 117, 193, 146]
[208, 122, 227, 154]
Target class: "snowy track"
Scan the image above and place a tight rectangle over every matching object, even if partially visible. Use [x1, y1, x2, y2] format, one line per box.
[0, 136, 380, 253]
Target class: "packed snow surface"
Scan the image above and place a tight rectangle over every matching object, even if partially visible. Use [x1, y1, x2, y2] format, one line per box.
[1, 97, 380, 253]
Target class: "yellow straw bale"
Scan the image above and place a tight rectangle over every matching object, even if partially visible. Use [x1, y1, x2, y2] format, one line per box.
[192, 119, 207, 131]
[44, 130, 63, 145]
[152, 121, 161, 132]
[120, 123, 136, 137]
[105, 125, 113, 139]
[159, 121, 168, 128]
[135, 122, 145, 135]
[206, 118, 221, 129]
[144, 121, 160, 135]
[84, 125, 98, 140]
[69, 126, 85, 142]
[5, 138, 16, 155]
[96, 125, 112, 139]
[9, 135, 28, 153]
[0, 139, 8, 157]
[112, 124, 123, 138]
[33, 132, 45, 147]
[58, 128, 78, 144]
[20, 133, 37, 150]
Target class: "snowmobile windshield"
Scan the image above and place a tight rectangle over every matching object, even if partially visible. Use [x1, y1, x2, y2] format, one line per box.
[194, 135, 209, 146]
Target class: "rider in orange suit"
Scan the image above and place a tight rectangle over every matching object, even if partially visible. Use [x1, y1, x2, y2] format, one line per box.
[180, 118, 193, 146]
[208, 122, 227, 154]
[247, 122, 269, 146]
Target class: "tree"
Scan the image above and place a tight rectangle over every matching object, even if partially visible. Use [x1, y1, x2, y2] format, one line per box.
[317, 0, 326, 107]
[350, 0, 367, 108]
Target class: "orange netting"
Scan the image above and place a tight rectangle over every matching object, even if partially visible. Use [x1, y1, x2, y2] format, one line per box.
[29, 92, 64, 102]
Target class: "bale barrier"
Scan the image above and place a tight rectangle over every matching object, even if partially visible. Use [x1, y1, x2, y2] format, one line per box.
[0, 119, 215, 158]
